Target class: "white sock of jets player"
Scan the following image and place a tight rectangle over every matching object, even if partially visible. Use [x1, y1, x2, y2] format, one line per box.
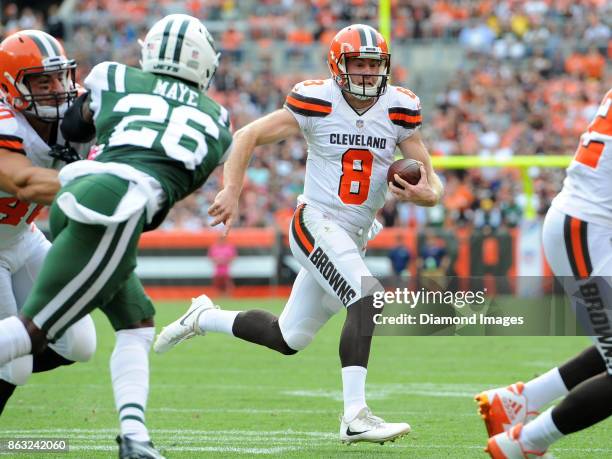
[198, 308, 238, 335]
[342, 366, 368, 420]
[0, 317, 31, 366]
[111, 327, 154, 442]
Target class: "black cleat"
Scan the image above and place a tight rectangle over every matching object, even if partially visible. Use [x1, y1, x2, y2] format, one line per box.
[116, 435, 166, 459]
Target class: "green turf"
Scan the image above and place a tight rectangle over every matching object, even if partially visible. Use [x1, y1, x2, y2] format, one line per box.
[1, 299, 610, 458]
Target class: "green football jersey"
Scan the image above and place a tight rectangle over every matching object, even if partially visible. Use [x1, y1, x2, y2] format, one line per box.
[84, 61, 232, 224]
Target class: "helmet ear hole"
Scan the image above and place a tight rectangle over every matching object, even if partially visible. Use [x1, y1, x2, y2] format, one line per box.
[140, 14, 219, 91]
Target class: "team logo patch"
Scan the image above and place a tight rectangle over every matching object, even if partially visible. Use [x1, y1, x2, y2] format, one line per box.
[356, 119, 364, 129]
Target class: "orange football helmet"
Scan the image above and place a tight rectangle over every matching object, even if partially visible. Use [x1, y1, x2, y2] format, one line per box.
[327, 24, 390, 99]
[0, 29, 76, 120]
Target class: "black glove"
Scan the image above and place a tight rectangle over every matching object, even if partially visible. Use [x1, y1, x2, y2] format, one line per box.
[48, 143, 81, 164]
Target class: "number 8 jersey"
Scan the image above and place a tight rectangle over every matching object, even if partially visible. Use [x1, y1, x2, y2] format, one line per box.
[284, 79, 422, 233]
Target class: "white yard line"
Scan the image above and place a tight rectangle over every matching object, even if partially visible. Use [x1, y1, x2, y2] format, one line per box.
[0, 429, 610, 454]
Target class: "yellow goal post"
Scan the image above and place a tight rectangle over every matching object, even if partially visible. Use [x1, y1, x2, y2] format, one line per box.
[430, 155, 573, 220]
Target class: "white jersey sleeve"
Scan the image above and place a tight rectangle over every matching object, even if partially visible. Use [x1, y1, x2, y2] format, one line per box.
[386, 85, 422, 143]
[84, 61, 121, 120]
[283, 80, 333, 134]
[552, 89, 612, 228]
[0, 104, 26, 156]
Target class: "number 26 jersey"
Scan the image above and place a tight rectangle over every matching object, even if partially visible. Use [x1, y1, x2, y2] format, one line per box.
[284, 78, 422, 233]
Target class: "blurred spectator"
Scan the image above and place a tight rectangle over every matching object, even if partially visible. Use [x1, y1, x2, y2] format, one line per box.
[3, 0, 610, 232]
[418, 230, 450, 275]
[388, 233, 411, 288]
[417, 230, 450, 289]
[221, 24, 244, 62]
[209, 234, 237, 295]
[45, 4, 65, 40]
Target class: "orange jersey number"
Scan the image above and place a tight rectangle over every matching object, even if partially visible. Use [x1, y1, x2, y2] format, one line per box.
[575, 95, 611, 169]
[338, 149, 373, 205]
[0, 197, 30, 225]
[396, 87, 417, 99]
[303, 80, 325, 86]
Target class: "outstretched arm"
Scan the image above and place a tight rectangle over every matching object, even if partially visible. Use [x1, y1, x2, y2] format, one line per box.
[0, 150, 59, 205]
[208, 108, 301, 234]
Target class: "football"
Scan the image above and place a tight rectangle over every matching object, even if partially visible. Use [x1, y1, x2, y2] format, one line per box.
[387, 158, 422, 188]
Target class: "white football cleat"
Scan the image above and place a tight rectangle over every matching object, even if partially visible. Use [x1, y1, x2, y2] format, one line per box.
[486, 424, 553, 459]
[339, 407, 410, 445]
[153, 294, 217, 354]
[475, 382, 538, 437]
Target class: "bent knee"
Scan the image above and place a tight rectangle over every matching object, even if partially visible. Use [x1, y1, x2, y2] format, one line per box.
[0, 356, 33, 386]
[56, 315, 97, 362]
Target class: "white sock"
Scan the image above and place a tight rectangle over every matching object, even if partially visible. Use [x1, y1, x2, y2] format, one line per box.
[342, 366, 368, 420]
[521, 407, 564, 452]
[110, 327, 154, 442]
[198, 309, 238, 335]
[0, 317, 32, 366]
[523, 368, 568, 412]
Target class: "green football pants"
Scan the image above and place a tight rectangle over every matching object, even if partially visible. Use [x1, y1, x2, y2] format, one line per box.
[21, 173, 155, 341]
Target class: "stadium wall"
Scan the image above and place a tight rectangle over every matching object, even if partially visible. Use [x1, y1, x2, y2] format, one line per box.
[138, 226, 549, 300]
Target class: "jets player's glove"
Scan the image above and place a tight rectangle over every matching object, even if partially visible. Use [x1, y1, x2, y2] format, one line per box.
[48, 144, 81, 164]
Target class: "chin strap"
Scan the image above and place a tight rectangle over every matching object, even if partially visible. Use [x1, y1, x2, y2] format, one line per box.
[48, 143, 81, 164]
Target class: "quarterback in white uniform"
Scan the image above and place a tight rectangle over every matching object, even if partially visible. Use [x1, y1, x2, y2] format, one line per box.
[476, 89, 612, 458]
[0, 30, 96, 415]
[155, 24, 443, 444]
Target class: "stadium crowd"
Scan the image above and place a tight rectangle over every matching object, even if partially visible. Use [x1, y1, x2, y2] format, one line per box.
[1, 0, 610, 231]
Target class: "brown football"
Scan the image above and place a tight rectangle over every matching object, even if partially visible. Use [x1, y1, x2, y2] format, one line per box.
[387, 158, 422, 188]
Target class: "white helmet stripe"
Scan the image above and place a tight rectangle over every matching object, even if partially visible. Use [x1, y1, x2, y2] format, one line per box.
[29, 30, 57, 57]
[362, 26, 374, 47]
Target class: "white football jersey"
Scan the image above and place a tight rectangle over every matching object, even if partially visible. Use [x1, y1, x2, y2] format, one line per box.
[284, 79, 422, 233]
[0, 101, 91, 248]
[552, 89, 612, 228]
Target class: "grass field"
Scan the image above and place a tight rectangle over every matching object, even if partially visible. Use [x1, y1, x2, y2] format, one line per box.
[1, 299, 610, 458]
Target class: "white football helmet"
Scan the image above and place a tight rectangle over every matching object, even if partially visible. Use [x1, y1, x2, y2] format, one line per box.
[140, 14, 220, 91]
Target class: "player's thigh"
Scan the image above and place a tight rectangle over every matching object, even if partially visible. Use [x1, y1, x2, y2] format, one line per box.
[289, 204, 373, 307]
[101, 271, 156, 331]
[12, 228, 51, 308]
[545, 207, 612, 373]
[0, 264, 17, 319]
[279, 267, 342, 350]
[23, 175, 145, 340]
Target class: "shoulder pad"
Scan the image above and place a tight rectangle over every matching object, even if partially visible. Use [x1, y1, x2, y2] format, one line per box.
[84, 61, 124, 92]
[285, 79, 332, 117]
[388, 85, 422, 129]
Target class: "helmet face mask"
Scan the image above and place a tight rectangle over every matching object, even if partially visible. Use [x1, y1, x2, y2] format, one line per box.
[328, 24, 391, 100]
[140, 14, 220, 91]
[20, 63, 77, 121]
[337, 54, 390, 100]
